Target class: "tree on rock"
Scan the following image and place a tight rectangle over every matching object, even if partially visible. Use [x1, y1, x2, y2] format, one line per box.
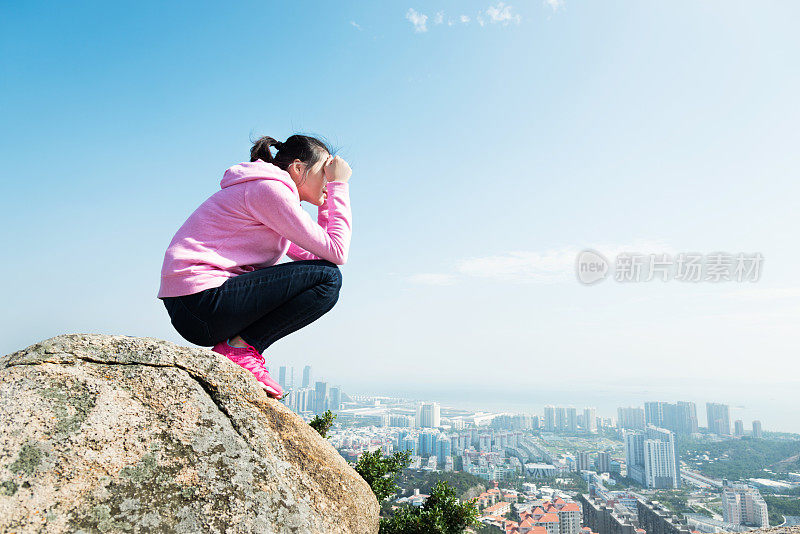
[309, 410, 336, 438]
[354, 449, 411, 501]
[379, 480, 479, 534]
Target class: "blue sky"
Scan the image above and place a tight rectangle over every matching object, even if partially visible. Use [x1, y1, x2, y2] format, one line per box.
[2, 1, 799, 431]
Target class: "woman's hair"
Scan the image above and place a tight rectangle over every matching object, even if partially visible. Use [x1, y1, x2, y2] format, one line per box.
[250, 134, 332, 186]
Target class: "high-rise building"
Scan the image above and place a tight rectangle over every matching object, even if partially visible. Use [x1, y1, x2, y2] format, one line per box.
[567, 407, 578, 433]
[647, 424, 680, 480]
[278, 366, 287, 389]
[402, 436, 417, 455]
[707, 403, 731, 435]
[645, 402, 667, 427]
[752, 420, 763, 438]
[675, 401, 699, 435]
[579, 494, 637, 534]
[416, 402, 441, 428]
[302, 388, 315, 411]
[532, 415, 541, 431]
[734, 420, 744, 437]
[436, 434, 451, 463]
[596, 451, 611, 474]
[637, 500, 692, 534]
[556, 501, 582, 534]
[643, 439, 677, 489]
[722, 482, 769, 527]
[286, 387, 315, 413]
[418, 429, 438, 456]
[289, 367, 294, 389]
[302, 365, 312, 388]
[544, 405, 556, 432]
[618, 406, 646, 430]
[643, 401, 699, 436]
[625, 425, 679, 488]
[328, 386, 341, 412]
[395, 430, 408, 450]
[512, 413, 533, 430]
[583, 407, 597, 433]
[625, 431, 646, 482]
[389, 414, 413, 427]
[477, 433, 491, 452]
[314, 381, 328, 414]
[576, 451, 591, 471]
[663, 403, 679, 433]
[556, 406, 567, 432]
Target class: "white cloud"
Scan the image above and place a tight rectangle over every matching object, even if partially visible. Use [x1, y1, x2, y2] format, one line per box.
[405, 4, 521, 32]
[406, 8, 428, 32]
[544, 0, 564, 12]
[456, 249, 576, 283]
[486, 2, 521, 25]
[350, 21, 362, 30]
[459, 239, 675, 283]
[407, 239, 675, 285]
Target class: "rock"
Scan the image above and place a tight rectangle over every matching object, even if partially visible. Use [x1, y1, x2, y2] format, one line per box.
[0, 333, 379, 533]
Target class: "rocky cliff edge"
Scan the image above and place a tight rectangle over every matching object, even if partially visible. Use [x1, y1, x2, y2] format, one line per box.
[0, 333, 379, 533]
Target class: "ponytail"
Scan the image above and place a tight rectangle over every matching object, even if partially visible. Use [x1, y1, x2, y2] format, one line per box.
[250, 136, 282, 163]
[249, 134, 333, 177]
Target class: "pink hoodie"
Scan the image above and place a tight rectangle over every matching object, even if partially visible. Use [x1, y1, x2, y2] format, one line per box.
[157, 159, 352, 298]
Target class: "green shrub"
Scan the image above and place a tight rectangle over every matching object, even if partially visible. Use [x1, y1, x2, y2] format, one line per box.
[354, 450, 412, 501]
[309, 410, 336, 438]
[380, 480, 480, 534]
[352, 449, 480, 533]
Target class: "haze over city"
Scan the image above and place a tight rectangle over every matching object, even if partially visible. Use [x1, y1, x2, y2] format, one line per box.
[2, 1, 798, 432]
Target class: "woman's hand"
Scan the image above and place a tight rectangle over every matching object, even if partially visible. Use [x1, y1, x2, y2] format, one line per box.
[324, 155, 352, 183]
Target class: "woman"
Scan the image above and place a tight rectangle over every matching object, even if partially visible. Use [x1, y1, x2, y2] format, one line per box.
[157, 134, 352, 398]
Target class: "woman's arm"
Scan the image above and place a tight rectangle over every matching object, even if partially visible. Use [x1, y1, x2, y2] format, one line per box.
[246, 179, 352, 265]
[286, 201, 331, 261]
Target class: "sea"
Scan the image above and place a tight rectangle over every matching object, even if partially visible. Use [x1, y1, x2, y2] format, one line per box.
[344, 381, 800, 435]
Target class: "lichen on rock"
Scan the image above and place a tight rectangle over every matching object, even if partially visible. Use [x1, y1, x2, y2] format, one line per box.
[0, 333, 379, 533]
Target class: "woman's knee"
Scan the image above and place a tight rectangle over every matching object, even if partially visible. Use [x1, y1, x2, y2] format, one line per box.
[327, 265, 343, 291]
[163, 298, 214, 346]
[317, 265, 342, 305]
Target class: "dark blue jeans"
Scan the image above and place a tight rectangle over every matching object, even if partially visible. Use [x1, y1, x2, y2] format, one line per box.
[160, 259, 342, 354]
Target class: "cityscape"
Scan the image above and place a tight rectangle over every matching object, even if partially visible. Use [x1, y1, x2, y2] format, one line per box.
[274, 364, 800, 534]
[3, 0, 798, 531]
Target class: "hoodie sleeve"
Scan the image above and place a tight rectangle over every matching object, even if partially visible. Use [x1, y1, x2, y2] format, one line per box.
[285, 202, 330, 261]
[245, 179, 351, 265]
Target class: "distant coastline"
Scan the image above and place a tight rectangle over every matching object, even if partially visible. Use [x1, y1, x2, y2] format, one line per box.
[343, 382, 800, 435]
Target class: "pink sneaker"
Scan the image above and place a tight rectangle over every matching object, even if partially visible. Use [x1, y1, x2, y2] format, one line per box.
[211, 339, 283, 398]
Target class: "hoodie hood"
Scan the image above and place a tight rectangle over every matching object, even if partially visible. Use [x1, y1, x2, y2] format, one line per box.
[220, 159, 298, 196]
